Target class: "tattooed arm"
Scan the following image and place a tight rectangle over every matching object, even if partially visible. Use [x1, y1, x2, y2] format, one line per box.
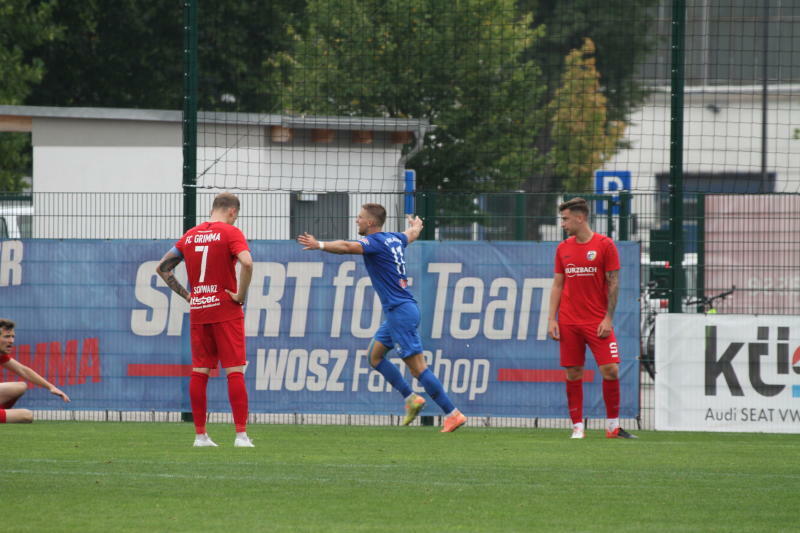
[597, 269, 619, 338]
[155, 248, 190, 303]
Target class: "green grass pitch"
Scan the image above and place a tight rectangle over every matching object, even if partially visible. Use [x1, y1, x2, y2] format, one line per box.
[2, 422, 798, 532]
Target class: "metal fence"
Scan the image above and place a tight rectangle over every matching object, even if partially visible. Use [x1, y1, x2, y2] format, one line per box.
[3, 190, 798, 316]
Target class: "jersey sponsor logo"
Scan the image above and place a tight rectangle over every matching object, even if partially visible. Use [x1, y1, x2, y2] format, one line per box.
[586, 250, 597, 261]
[564, 263, 598, 277]
[190, 294, 221, 308]
[193, 284, 218, 294]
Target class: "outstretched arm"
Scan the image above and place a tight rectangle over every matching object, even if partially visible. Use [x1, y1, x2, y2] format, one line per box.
[155, 248, 190, 302]
[403, 215, 424, 244]
[3, 358, 70, 402]
[297, 232, 364, 254]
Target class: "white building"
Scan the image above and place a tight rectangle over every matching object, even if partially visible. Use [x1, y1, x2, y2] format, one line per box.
[0, 105, 429, 239]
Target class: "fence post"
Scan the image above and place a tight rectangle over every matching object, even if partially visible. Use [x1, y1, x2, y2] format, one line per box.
[696, 193, 705, 311]
[181, 0, 198, 422]
[619, 191, 631, 241]
[418, 191, 437, 240]
[514, 193, 525, 240]
[668, 0, 687, 313]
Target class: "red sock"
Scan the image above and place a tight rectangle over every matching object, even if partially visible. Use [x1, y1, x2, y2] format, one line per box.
[603, 378, 620, 419]
[226, 371, 248, 433]
[0, 409, 6, 423]
[189, 371, 209, 435]
[566, 379, 583, 424]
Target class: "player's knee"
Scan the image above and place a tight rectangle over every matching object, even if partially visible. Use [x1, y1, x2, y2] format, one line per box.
[14, 381, 28, 396]
[369, 354, 383, 368]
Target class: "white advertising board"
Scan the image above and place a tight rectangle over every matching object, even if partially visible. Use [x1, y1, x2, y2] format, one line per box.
[655, 314, 800, 433]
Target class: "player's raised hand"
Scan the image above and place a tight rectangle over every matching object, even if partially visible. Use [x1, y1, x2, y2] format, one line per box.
[404, 215, 424, 243]
[406, 214, 423, 230]
[297, 232, 320, 250]
[50, 386, 70, 403]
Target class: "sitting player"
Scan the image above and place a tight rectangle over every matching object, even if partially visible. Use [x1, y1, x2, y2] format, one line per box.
[0, 318, 71, 423]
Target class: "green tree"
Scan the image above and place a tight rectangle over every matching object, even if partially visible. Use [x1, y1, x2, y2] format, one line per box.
[0, 0, 60, 192]
[25, 1, 306, 112]
[517, 0, 658, 236]
[549, 39, 625, 192]
[520, 0, 659, 124]
[278, 0, 548, 193]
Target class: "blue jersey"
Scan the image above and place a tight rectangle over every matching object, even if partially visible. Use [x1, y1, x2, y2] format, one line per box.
[358, 231, 415, 310]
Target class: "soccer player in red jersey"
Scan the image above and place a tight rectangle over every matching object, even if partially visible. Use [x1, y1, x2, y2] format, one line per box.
[156, 193, 255, 447]
[0, 318, 71, 424]
[547, 197, 636, 439]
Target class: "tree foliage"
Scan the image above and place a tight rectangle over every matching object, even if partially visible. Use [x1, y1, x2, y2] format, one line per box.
[278, 0, 548, 192]
[549, 39, 625, 192]
[0, 0, 60, 191]
[25, 1, 305, 111]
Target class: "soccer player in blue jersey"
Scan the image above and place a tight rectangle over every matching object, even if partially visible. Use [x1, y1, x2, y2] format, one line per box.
[297, 203, 467, 432]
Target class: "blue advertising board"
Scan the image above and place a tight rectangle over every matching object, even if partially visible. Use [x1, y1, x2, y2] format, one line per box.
[0, 239, 640, 418]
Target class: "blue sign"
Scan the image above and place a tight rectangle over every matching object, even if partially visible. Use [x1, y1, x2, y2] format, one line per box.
[0, 239, 640, 418]
[595, 170, 631, 214]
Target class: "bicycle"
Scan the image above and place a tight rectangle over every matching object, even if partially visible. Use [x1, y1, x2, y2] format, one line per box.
[639, 285, 736, 380]
[684, 285, 736, 314]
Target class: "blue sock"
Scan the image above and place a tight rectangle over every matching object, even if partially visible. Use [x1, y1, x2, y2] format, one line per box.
[374, 359, 413, 398]
[418, 369, 455, 415]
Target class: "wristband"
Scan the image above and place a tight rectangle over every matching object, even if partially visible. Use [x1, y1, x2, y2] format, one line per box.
[318, 241, 325, 250]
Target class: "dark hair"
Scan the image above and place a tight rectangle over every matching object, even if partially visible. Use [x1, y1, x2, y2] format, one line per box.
[212, 192, 241, 211]
[0, 318, 15, 331]
[558, 197, 589, 217]
[362, 203, 386, 227]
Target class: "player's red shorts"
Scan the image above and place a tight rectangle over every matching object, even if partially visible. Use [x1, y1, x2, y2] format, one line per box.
[190, 318, 246, 369]
[558, 323, 620, 367]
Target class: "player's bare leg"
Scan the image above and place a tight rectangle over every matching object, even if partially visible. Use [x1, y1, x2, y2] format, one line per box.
[0, 381, 27, 409]
[0, 408, 34, 423]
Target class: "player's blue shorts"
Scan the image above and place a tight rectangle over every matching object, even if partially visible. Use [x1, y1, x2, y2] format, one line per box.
[374, 301, 423, 358]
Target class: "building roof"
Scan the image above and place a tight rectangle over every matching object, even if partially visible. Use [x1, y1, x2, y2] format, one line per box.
[0, 105, 430, 133]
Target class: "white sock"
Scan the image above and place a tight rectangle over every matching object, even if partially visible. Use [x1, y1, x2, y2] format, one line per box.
[607, 418, 620, 431]
[236, 431, 248, 439]
[573, 422, 584, 431]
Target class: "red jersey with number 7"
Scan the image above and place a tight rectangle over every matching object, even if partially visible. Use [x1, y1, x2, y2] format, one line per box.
[554, 233, 620, 325]
[175, 221, 250, 324]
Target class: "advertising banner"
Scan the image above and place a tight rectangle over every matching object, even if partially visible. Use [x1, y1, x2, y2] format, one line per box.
[1, 239, 639, 418]
[655, 314, 800, 433]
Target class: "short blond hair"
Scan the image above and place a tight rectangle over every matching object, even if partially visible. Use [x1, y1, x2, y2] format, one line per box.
[212, 192, 241, 211]
[362, 203, 386, 227]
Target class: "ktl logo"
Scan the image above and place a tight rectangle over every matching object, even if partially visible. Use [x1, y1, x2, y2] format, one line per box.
[705, 326, 800, 397]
